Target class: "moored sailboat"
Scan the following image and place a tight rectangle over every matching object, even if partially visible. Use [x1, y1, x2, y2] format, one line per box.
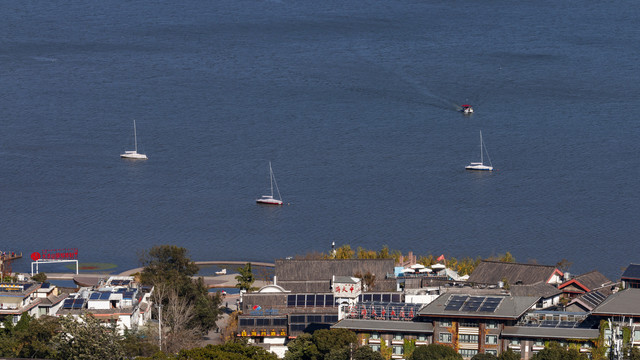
[256, 162, 283, 205]
[465, 130, 493, 171]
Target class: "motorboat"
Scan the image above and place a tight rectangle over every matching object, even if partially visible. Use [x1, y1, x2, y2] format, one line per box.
[461, 104, 474, 115]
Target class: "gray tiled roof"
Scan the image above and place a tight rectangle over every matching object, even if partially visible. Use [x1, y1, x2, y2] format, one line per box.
[502, 326, 599, 339]
[591, 289, 640, 316]
[418, 293, 539, 320]
[561, 270, 613, 291]
[510, 282, 562, 298]
[332, 319, 433, 333]
[467, 261, 559, 286]
[621, 264, 640, 280]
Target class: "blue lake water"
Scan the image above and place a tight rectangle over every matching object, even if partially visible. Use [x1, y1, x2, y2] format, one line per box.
[1, 0, 638, 279]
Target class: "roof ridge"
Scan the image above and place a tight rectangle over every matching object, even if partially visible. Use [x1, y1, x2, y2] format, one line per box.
[481, 260, 555, 268]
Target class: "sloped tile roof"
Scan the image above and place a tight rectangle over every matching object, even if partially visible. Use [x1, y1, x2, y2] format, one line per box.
[467, 261, 560, 286]
[332, 319, 433, 333]
[621, 264, 640, 280]
[591, 289, 640, 316]
[560, 270, 613, 292]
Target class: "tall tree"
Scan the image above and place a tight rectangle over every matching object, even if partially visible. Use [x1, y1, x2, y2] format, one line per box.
[55, 314, 125, 360]
[235, 263, 256, 292]
[409, 344, 462, 360]
[140, 245, 222, 334]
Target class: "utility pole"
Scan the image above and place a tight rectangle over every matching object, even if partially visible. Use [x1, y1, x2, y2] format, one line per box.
[158, 304, 162, 352]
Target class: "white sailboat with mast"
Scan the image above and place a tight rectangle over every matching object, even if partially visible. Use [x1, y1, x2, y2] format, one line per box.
[121, 120, 147, 160]
[465, 130, 493, 171]
[256, 161, 283, 205]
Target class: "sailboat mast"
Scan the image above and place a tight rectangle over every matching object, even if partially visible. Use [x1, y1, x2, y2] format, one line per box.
[269, 161, 274, 197]
[133, 120, 138, 153]
[479, 130, 483, 164]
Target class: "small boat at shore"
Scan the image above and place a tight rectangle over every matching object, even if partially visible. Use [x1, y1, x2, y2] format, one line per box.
[215, 268, 227, 275]
[121, 120, 147, 160]
[256, 162, 283, 205]
[466, 130, 493, 171]
[461, 104, 474, 115]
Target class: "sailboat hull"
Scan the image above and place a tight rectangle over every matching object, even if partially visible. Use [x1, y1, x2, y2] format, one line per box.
[465, 164, 493, 171]
[256, 198, 283, 205]
[120, 151, 148, 160]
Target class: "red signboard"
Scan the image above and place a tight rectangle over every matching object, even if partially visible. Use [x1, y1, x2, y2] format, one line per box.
[32, 248, 78, 261]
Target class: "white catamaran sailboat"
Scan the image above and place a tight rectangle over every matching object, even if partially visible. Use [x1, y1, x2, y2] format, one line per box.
[120, 120, 147, 160]
[256, 162, 283, 205]
[466, 130, 493, 171]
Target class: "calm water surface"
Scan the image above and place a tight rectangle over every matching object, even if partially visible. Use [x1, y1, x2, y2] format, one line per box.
[1, 0, 638, 279]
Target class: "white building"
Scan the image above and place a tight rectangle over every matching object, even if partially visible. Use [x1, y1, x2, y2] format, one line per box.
[55, 276, 153, 334]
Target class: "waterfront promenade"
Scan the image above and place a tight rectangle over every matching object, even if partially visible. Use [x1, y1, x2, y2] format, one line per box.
[39, 260, 274, 288]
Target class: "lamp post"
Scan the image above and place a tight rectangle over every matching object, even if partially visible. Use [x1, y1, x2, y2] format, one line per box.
[157, 304, 162, 352]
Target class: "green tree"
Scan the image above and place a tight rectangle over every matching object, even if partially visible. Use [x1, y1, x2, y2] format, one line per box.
[410, 344, 462, 360]
[313, 328, 357, 358]
[175, 341, 279, 360]
[472, 353, 498, 360]
[55, 314, 124, 360]
[353, 346, 384, 360]
[235, 263, 256, 292]
[284, 333, 321, 360]
[122, 328, 159, 358]
[31, 272, 48, 282]
[628, 347, 640, 360]
[0, 314, 58, 359]
[140, 245, 222, 334]
[498, 349, 519, 360]
[531, 342, 588, 360]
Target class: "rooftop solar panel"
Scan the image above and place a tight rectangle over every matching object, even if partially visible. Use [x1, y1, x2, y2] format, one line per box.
[89, 293, 100, 300]
[72, 299, 85, 309]
[63, 299, 74, 309]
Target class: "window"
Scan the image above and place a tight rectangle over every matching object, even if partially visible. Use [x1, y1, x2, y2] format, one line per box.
[306, 315, 322, 323]
[460, 320, 478, 327]
[256, 318, 270, 326]
[485, 335, 498, 345]
[290, 324, 306, 332]
[418, 334, 428, 341]
[324, 315, 338, 323]
[485, 321, 498, 329]
[326, 295, 335, 306]
[439, 332, 452, 343]
[440, 320, 452, 327]
[287, 295, 296, 307]
[273, 318, 287, 326]
[296, 295, 305, 307]
[371, 332, 380, 340]
[534, 340, 544, 347]
[582, 342, 592, 348]
[382, 294, 391, 302]
[315, 295, 325, 307]
[370, 345, 381, 352]
[393, 346, 404, 355]
[634, 330, 640, 341]
[290, 315, 305, 323]
[393, 333, 403, 341]
[486, 350, 497, 356]
[239, 318, 255, 326]
[510, 339, 521, 346]
[459, 349, 478, 358]
[306, 295, 315, 307]
[460, 334, 479, 343]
